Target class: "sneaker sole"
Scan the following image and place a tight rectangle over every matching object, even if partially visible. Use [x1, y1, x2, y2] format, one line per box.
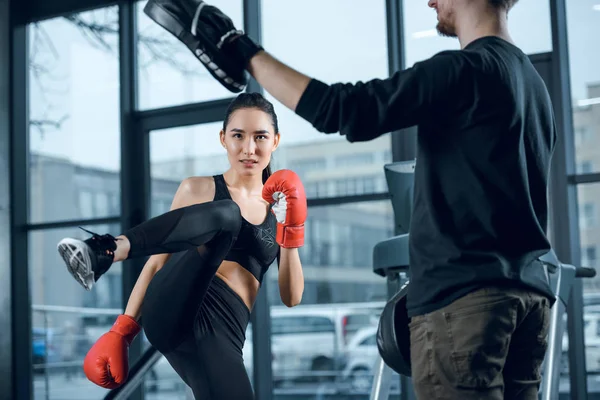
[57, 238, 95, 291]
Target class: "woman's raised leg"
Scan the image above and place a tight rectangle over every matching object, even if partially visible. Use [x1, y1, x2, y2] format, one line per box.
[57, 199, 242, 290]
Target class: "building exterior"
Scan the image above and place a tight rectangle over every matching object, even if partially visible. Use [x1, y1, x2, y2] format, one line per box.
[573, 82, 600, 292]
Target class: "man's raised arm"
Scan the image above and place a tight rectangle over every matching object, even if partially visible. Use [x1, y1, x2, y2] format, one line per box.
[248, 50, 462, 142]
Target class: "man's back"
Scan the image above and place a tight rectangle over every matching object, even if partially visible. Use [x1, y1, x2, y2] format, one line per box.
[406, 36, 557, 317]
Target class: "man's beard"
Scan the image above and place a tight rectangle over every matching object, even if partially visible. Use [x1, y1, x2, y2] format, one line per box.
[436, 13, 457, 38]
[436, 20, 457, 38]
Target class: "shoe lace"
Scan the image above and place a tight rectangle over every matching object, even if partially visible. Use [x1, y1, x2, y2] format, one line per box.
[79, 227, 120, 255]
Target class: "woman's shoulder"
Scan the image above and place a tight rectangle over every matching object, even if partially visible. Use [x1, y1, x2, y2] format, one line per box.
[176, 175, 217, 203]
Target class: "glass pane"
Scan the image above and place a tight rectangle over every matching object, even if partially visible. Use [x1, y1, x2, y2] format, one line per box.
[403, 1, 552, 67]
[261, 0, 392, 193]
[30, 223, 122, 399]
[136, 0, 243, 110]
[576, 183, 600, 395]
[28, 8, 121, 224]
[149, 122, 227, 217]
[264, 201, 400, 397]
[568, 1, 600, 175]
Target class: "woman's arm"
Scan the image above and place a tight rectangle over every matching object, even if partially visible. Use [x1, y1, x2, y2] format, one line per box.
[277, 247, 304, 307]
[123, 254, 170, 321]
[123, 176, 212, 321]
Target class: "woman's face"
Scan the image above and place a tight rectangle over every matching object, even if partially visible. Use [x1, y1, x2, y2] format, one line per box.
[220, 108, 279, 178]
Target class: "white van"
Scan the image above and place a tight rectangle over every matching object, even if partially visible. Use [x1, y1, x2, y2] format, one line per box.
[267, 302, 383, 383]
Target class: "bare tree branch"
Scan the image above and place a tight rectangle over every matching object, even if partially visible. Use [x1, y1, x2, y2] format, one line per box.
[30, 115, 70, 138]
[30, 8, 205, 132]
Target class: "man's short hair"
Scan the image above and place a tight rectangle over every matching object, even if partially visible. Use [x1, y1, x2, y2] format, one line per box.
[489, 0, 519, 10]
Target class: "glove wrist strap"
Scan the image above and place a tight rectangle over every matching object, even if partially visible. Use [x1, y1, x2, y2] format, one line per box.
[277, 224, 304, 248]
[111, 314, 141, 345]
[232, 34, 264, 68]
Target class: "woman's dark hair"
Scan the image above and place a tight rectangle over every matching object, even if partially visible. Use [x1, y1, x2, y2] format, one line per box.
[223, 92, 279, 183]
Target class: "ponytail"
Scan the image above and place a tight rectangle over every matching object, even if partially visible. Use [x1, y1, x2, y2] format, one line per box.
[262, 162, 272, 184]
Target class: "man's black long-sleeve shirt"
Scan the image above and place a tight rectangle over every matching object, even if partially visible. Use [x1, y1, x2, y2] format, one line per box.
[295, 36, 557, 317]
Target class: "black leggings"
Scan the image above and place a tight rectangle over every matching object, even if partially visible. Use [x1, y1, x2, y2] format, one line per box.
[161, 275, 253, 399]
[121, 199, 253, 399]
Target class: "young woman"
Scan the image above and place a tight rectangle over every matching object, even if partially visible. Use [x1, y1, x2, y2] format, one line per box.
[56, 93, 306, 399]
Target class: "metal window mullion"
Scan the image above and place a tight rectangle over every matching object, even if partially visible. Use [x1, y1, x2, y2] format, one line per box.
[136, 98, 234, 132]
[388, 0, 417, 163]
[548, 0, 588, 398]
[10, 9, 33, 400]
[119, 3, 146, 400]
[569, 173, 600, 185]
[24, 0, 120, 24]
[243, 1, 274, 399]
[2, 1, 23, 399]
[387, 1, 416, 399]
[26, 216, 122, 231]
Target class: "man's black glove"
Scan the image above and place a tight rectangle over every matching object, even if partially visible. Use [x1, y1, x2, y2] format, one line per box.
[144, 0, 263, 93]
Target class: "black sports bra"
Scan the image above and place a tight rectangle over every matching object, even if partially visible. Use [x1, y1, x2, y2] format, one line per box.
[213, 175, 280, 284]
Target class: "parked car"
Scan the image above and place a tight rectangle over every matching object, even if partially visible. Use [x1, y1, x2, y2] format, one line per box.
[268, 302, 383, 383]
[339, 325, 400, 393]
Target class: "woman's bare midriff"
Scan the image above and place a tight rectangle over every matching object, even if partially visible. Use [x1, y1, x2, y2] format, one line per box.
[215, 260, 260, 311]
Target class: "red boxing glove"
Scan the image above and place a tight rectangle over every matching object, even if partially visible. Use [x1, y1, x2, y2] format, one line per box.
[262, 169, 307, 248]
[83, 314, 141, 389]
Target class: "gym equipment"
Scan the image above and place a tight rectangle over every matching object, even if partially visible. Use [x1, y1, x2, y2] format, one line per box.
[370, 160, 597, 400]
[371, 160, 415, 400]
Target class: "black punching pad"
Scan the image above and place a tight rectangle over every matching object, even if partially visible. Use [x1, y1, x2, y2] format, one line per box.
[376, 279, 411, 377]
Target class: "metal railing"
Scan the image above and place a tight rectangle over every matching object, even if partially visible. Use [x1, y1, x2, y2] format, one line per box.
[31, 304, 165, 400]
[104, 346, 162, 400]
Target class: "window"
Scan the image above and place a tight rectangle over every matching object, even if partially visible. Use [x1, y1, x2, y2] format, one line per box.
[79, 191, 93, 219]
[335, 153, 375, 167]
[149, 122, 227, 217]
[580, 202, 597, 230]
[95, 192, 109, 216]
[29, 223, 122, 397]
[576, 183, 600, 384]
[287, 158, 327, 180]
[574, 127, 591, 148]
[382, 149, 393, 164]
[261, 0, 391, 201]
[568, 2, 600, 383]
[581, 246, 597, 269]
[271, 316, 335, 335]
[28, 7, 121, 224]
[135, 0, 243, 110]
[578, 161, 594, 174]
[568, 3, 600, 176]
[403, 1, 552, 68]
[264, 201, 393, 389]
[245, 8, 395, 379]
[305, 182, 318, 198]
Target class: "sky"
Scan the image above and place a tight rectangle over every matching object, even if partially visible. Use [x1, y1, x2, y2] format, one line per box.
[27, 0, 600, 172]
